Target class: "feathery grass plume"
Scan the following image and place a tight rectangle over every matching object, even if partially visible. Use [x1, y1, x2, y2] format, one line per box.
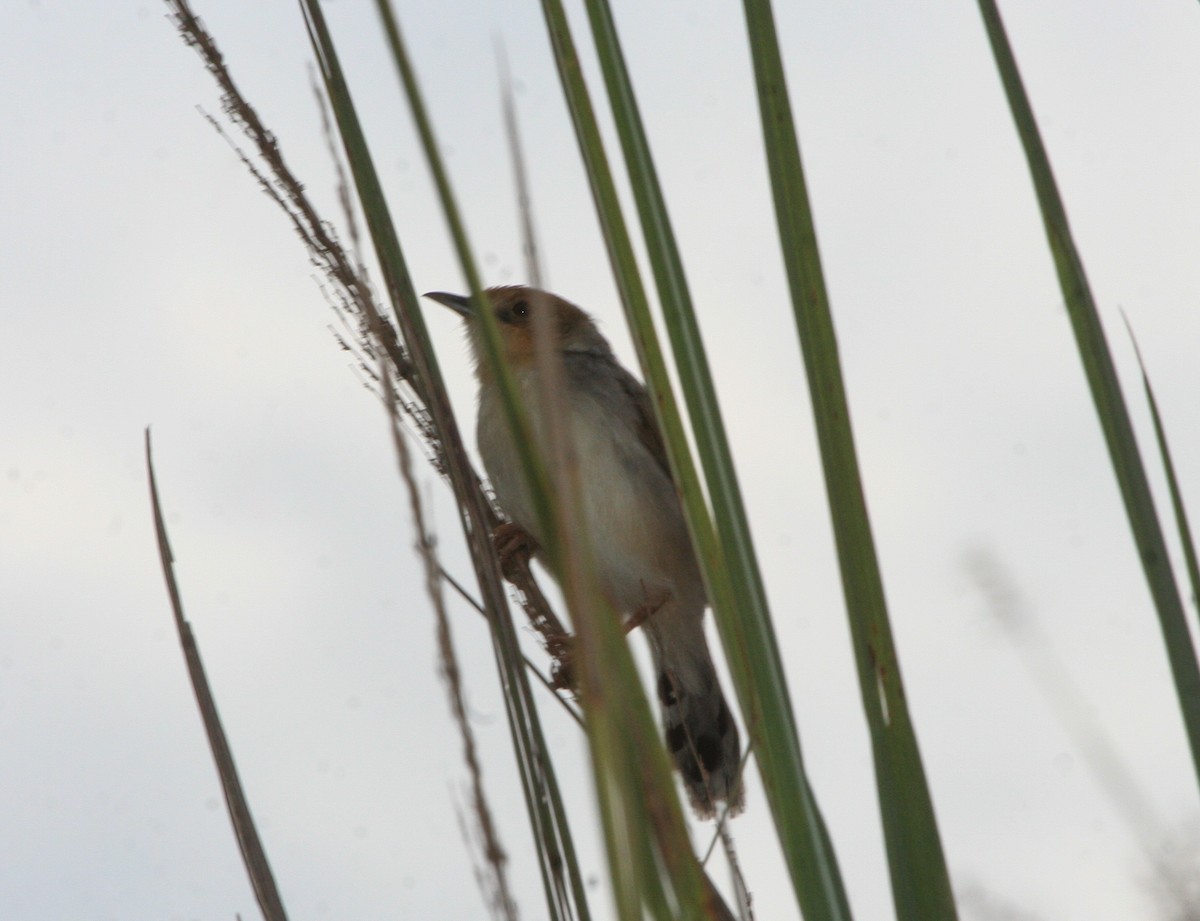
[165, 0, 572, 668]
[976, 0, 1200, 789]
[145, 429, 290, 921]
[165, 0, 419, 424]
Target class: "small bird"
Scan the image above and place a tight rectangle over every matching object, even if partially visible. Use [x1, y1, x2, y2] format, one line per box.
[426, 284, 744, 818]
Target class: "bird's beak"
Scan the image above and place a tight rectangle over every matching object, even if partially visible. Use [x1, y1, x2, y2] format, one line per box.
[423, 291, 474, 318]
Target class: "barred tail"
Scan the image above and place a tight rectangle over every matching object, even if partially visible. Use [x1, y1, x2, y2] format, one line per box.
[648, 611, 744, 819]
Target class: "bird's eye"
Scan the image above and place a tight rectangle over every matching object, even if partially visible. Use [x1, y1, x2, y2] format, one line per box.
[511, 300, 529, 318]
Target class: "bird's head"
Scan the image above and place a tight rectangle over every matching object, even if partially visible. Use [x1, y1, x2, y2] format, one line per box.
[425, 285, 611, 378]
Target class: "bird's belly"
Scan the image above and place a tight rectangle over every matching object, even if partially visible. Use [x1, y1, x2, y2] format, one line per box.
[479, 397, 693, 615]
[574, 435, 678, 612]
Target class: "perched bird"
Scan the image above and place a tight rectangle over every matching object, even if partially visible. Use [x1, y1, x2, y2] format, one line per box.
[426, 284, 744, 818]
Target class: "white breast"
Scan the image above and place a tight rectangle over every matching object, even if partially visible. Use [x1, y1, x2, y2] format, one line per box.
[476, 371, 699, 616]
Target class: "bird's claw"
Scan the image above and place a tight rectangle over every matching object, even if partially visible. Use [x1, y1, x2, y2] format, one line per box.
[493, 521, 539, 580]
[549, 601, 659, 694]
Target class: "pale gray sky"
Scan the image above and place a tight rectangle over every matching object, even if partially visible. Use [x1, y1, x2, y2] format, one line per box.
[3, 1, 1200, 919]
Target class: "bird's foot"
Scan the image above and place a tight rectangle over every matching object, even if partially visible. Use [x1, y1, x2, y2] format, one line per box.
[549, 601, 660, 692]
[492, 521, 539, 581]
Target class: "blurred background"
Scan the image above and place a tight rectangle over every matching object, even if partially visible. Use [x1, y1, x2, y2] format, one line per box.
[2, 1, 1199, 918]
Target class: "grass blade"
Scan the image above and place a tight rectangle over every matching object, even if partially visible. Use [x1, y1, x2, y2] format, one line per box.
[366, 0, 559, 560]
[496, 43, 545, 290]
[571, 0, 854, 916]
[1122, 315, 1200, 633]
[145, 429, 290, 921]
[739, 1, 958, 918]
[976, 0, 1200, 788]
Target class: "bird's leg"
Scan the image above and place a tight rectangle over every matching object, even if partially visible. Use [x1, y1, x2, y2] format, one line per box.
[491, 521, 577, 692]
[624, 597, 667, 635]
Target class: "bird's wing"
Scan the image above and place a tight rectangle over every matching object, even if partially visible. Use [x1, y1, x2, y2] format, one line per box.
[616, 367, 675, 484]
[567, 349, 675, 483]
